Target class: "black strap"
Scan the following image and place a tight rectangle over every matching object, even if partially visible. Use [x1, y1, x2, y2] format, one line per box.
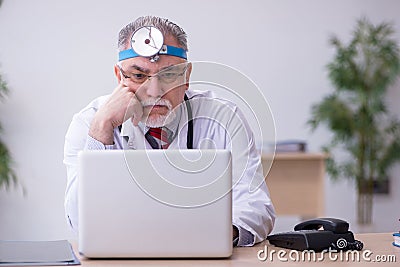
[184, 94, 193, 149]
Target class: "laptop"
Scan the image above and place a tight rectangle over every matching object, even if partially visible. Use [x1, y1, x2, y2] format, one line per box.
[78, 149, 233, 258]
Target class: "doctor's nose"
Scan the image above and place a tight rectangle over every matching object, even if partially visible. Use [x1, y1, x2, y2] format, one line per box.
[144, 76, 163, 98]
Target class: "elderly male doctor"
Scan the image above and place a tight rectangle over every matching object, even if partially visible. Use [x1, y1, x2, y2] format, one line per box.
[64, 15, 275, 247]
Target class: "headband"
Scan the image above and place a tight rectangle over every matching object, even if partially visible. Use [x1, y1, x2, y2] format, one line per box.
[118, 26, 187, 62]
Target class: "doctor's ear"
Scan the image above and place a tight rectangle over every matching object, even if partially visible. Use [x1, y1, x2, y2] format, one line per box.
[185, 62, 192, 88]
[114, 64, 122, 83]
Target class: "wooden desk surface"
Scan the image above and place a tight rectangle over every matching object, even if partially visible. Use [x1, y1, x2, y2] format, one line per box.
[71, 233, 399, 266]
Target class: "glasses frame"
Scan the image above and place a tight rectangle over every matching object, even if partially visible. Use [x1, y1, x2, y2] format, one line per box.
[117, 63, 189, 85]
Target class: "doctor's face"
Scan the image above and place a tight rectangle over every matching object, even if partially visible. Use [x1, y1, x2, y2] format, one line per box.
[115, 35, 191, 127]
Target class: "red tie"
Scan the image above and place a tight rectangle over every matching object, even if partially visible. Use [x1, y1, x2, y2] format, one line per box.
[147, 127, 170, 149]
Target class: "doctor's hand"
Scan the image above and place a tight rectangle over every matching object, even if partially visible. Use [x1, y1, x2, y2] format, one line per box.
[88, 83, 143, 145]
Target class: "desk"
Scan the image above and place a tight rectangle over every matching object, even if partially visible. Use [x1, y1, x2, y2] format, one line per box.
[71, 233, 398, 266]
[262, 153, 326, 218]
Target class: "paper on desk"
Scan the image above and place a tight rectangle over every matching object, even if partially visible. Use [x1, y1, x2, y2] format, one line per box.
[0, 240, 80, 266]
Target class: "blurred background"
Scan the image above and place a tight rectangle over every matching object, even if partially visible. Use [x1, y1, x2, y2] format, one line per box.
[0, 0, 399, 241]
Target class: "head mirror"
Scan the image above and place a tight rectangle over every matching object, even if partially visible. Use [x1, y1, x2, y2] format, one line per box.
[131, 26, 164, 57]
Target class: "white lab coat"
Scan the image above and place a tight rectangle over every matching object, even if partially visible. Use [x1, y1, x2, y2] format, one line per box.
[64, 89, 275, 246]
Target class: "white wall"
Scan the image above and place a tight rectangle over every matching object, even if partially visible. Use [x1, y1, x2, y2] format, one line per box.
[0, 0, 399, 240]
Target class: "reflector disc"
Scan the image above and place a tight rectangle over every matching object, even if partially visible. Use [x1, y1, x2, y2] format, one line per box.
[131, 26, 164, 57]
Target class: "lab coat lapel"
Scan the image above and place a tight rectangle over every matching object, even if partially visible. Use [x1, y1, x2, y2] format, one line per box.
[120, 120, 153, 149]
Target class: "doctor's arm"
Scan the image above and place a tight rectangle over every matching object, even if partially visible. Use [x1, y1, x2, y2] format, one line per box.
[227, 107, 276, 246]
[63, 109, 120, 231]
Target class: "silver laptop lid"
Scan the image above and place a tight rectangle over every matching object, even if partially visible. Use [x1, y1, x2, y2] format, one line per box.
[78, 149, 232, 258]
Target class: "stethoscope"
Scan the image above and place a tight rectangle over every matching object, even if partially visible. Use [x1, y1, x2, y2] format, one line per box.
[184, 94, 193, 149]
[118, 26, 193, 149]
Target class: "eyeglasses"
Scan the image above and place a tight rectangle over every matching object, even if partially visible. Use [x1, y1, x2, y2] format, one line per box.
[117, 63, 189, 85]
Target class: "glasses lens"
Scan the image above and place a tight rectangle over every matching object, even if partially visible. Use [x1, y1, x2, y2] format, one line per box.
[130, 73, 149, 83]
[119, 63, 187, 85]
[157, 65, 187, 84]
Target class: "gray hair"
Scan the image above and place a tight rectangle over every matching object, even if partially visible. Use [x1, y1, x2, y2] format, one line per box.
[118, 15, 188, 52]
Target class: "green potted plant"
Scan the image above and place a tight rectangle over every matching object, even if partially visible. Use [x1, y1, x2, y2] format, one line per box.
[0, 72, 17, 189]
[309, 17, 400, 225]
[0, 0, 17, 189]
